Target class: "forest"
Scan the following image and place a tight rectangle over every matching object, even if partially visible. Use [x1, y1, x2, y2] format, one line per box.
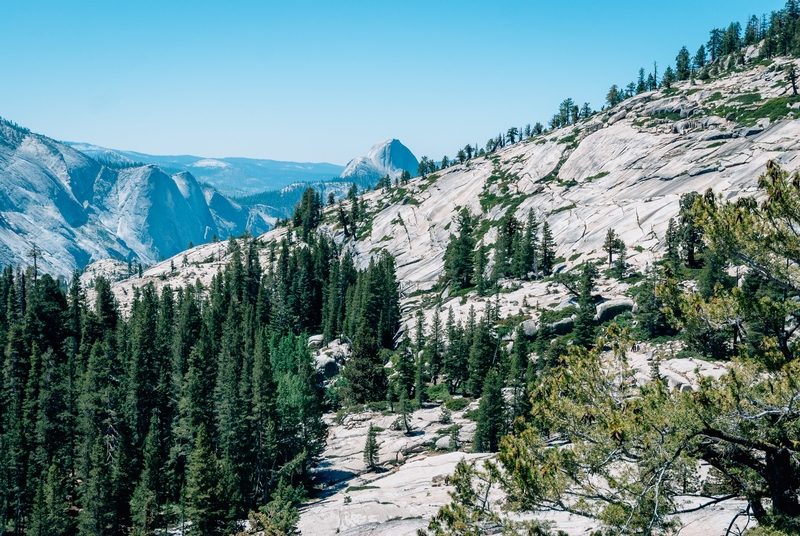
[0, 225, 403, 535]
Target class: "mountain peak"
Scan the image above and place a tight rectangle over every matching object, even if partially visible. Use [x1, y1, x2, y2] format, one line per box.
[340, 139, 418, 187]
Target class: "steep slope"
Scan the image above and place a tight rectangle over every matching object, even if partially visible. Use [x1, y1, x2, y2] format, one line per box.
[340, 139, 418, 187]
[100, 56, 800, 312]
[343, 58, 800, 291]
[0, 119, 268, 274]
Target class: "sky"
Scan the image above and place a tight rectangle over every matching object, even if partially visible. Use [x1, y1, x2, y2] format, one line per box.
[0, 1, 785, 165]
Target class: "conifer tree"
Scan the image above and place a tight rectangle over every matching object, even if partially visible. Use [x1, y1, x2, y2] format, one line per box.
[474, 240, 487, 296]
[508, 325, 531, 421]
[572, 263, 599, 348]
[78, 435, 115, 536]
[396, 389, 412, 435]
[466, 315, 496, 397]
[425, 309, 444, 383]
[363, 424, 379, 470]
[442, 308, 469, 394]
[343, 319, 386, 404]
[472, 370, 505, 453]
[443, 210, 476, 290]
[29, 463, 71, 536]
[539, 221, 556, 276]
[185, 424, 221, 536]
[676, 46, 692, 80]
[251, 329, 278, 504]
[603, 228, 619, 267]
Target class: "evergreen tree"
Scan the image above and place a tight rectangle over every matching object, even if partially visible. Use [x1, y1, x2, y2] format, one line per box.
[539, 221, 556, 276]
[662, 65, 676, 88]
[442, 210, 477, 291]
[665, 218, 680, 267]
[78, 435, 116, 536]
[678, 192, 703, 267]
[508, 325, 531, 421]
[474, 240, 487, 296]
[396, 389, 412, 435]
[572, 263, 598, 348]
[603, 228, 619, 267]
[185, 424, 222, 536]
[363, 424, 379, 470]
[693, 44, 707, 69]
[442, 308, 468, 394]
[424, 309, 444, 383]
[29, 463, 71, 536]
[466, 314, 496, 397]
[342, 319, 386, 404]
[676, 46, 691, 80]
[472, 370, 505, 453]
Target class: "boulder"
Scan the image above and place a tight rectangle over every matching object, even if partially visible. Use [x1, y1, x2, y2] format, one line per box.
[307, 334, 324, 348]
[607, 110, 627, 125]
[595, 298, 634, 324]
[551, 316, 574, 335]
[435, 436, 450, 450]
[315, 355, 339, 378]
[521, 318, 538, 337]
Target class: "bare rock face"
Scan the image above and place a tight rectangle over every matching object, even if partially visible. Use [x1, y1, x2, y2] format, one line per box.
[340, 139, 419, 188]
[595, 298, 635, 323]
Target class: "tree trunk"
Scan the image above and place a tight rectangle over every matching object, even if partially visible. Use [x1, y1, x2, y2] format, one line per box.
[765, 447, 800, 518]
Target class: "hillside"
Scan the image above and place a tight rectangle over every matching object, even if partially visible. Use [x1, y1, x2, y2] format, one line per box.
[104, 54, 800, 316]
[73, 52, 800, 535]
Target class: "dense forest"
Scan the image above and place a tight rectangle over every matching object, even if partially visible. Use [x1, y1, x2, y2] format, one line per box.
[0, 228, 402, 535]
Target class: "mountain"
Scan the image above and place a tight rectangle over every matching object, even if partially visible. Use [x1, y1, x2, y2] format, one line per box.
[88, 53, 800, 531]
[66, 142, 345, 196]
[0, 119, 279, 275]
[339, 139, 418, 187]
[99, 51, 797, 308]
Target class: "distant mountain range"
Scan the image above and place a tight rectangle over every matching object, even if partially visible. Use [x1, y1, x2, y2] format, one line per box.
[0, 119, 419, 275]
[0, 119, 278, 275]
[66, 142, 346, 196]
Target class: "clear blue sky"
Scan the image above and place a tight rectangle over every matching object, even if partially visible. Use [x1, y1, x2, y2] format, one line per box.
[0, 1, 784, 164]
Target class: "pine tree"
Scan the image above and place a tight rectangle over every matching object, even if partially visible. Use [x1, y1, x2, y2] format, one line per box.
[472, 370, 505, 453]
[443, 210, 477, 291]
[251, 329, 278, 504]
[234, 478, 300, 536]
[396, 389, 412, 435]
[466, 315, 496, 397]
[572, 263, 599, 348]
[539, 221, 556, 276]
[29, 463, 71, 536]
[676, 46, 691, 80]
[442, 308, 468, 394]
[130, 414, 160, 536]
[678, 192, 702, 267]
[424, 309, 444, 383]
[603, 229, 619, 267]
[363, 424, 379, 470]
[343, 319, 386, 404]
[665, 218, 680, 267]
[78, 435, 115, 536]
[474, 240, 487, 296]
[508, 325, 531, 421]
[185, 424, 221, 536]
